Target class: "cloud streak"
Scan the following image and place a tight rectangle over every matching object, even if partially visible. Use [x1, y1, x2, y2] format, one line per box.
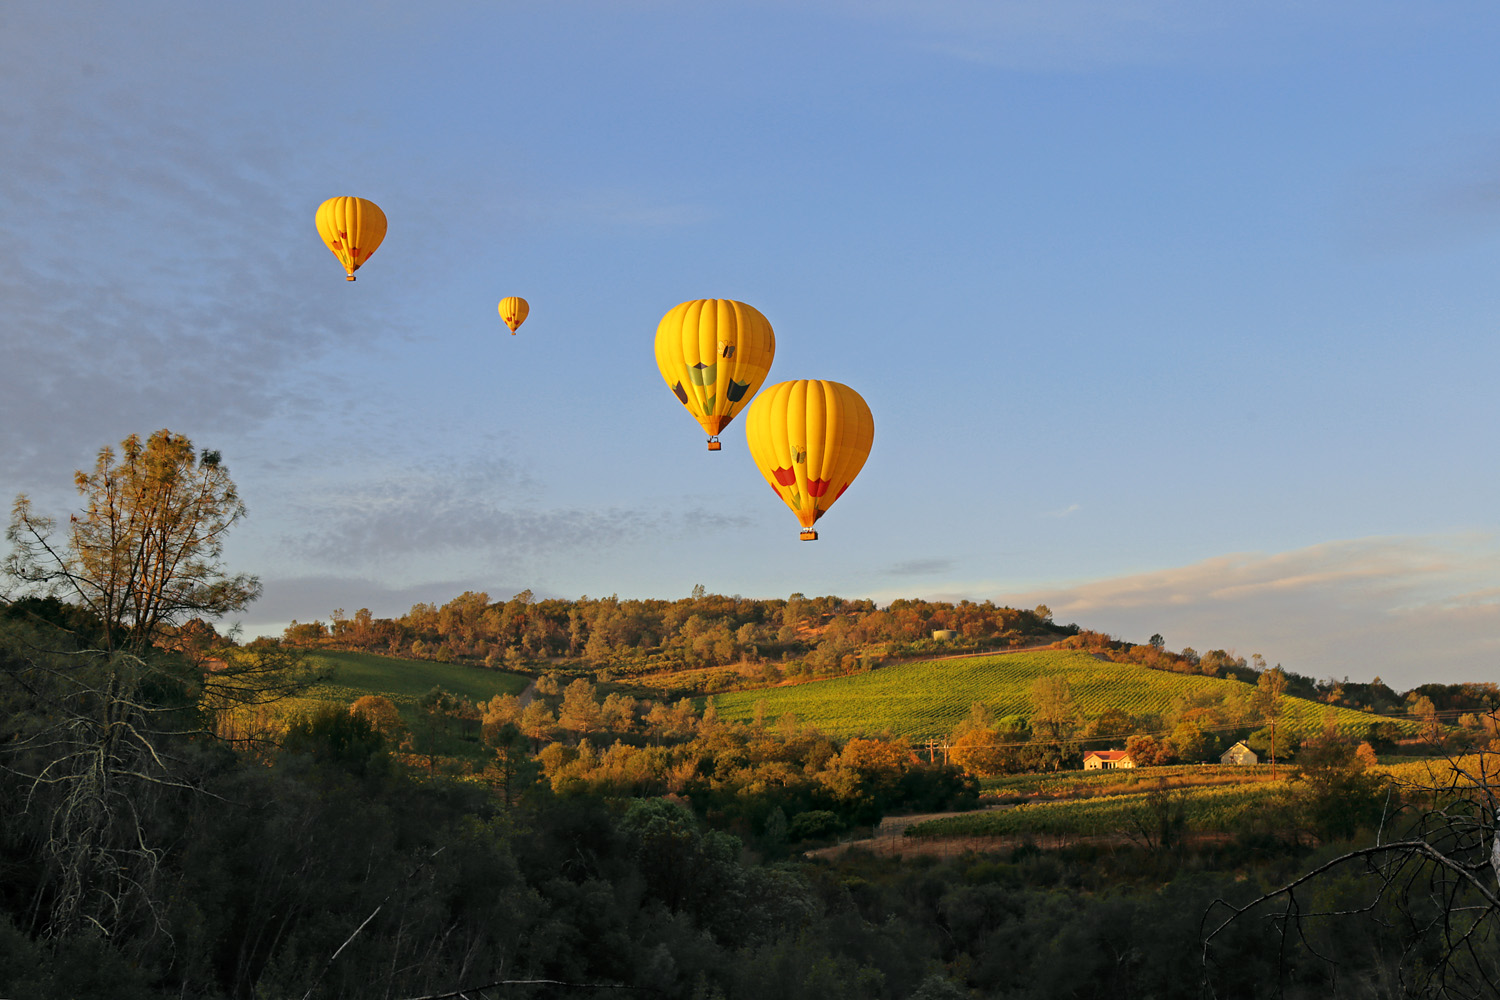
[887, 558, 954, 576]
[280, 456, 751, 572]
[0, 77, 397, 491]
[996, 535, 1500, 688]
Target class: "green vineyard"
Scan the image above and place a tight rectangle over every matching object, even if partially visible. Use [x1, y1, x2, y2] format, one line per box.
[298, 649, 531, 706]
[709, 650, 1410, 741]
[905, 780, 1288, 839]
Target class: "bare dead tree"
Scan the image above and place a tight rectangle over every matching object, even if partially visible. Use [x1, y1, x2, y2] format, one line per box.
[0, 633, 201, 940]
[1202, 749, 1500, 998]
[0, 431, 288, 943]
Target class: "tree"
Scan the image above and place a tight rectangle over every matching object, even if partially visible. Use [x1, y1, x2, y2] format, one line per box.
[480, 693, 523, 743]
[558, 678, 603, 736]
[1030, 674, 1080, 770]
[1030, 675, 1079, 740]
[519, 700, 557, 750]
[948, 727, 1008, 777]
[6, 430, 261, 654]
[1125, 733, 1166, 767]
[350, 694, 405, 741]
[1411, 694, 1444, 744]
[1204, 753, 1500, 996]
[950, 700, 997, 740]
[1252, 666, 1288, 778]
[1164, 720, 1212, 763]
[1291, 721, 1387, 841]
[1, 431, 269, 939]
[484, 722, 538, 808]
[1085, 707, 1136, 743]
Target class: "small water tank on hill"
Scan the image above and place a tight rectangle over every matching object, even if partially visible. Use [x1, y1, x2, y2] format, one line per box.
[931, 629, 958, 641]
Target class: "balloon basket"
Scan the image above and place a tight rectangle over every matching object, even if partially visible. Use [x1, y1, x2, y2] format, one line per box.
[706, 437, 722, 451]
[800, 529, 818, 541]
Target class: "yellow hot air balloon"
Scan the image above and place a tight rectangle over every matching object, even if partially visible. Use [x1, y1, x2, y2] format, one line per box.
[745, 380, 874, 541]
[655, 299, 776, 451]
[315, 196, 387, 280]
[498, 297, 530, 334]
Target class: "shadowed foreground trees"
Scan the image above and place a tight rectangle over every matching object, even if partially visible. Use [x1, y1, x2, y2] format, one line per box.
[0, 431, 288, 941]
[6, 603, 1496, 999]
[1204, 749, 1500, 997]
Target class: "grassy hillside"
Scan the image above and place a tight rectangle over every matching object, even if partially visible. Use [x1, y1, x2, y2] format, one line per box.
[297, 649, 531, 706]
[216, 650, 532, 762]
[709, 650, 1409, 741]
[252, 650, 529, 727]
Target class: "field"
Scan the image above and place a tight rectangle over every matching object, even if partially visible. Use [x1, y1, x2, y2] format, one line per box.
[906, 779, 1286, 839]
[979, 763, 1281, 800]
[708, 650, 1407, 741]
[898, 756, 1492, 843]
[214, 650, 531, 756]
[296, 649, 531, 706]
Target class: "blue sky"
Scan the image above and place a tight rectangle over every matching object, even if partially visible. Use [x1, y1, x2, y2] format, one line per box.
[4, 1, 1500, 688]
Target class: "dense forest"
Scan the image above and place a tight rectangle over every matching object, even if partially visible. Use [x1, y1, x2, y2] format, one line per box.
[3, 431, 1498, 998]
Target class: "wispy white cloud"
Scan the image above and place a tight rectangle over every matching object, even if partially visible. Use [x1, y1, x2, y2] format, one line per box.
[860, 535, 1500, 689]
[1339, 143, 1500, 253]
[1043, 503, 1081, 519]
[279, 455, 750, 573]
[887, 558, 954, 576]
[995, 535, 1500, 688]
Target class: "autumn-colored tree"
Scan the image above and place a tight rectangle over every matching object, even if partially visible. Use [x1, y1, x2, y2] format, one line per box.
[519, 700, 557, 749]
[1, 431, 273, 939]
[948, 727, 1008, 777]
[350, 694, 405, 740]
[1409, 694, 1443, 743]
[601, 691, 637, 731]
[1164, 720, 1212, 763]
[1125, 733, 1166, 767]
[1030, 674, 1080, 770]
[950, 701, 998, 740]
[559, 678, 603, 736]
[480, 693, 523, 742]
[1252, 665, 1288, 777]
[6, 429, 261, 654]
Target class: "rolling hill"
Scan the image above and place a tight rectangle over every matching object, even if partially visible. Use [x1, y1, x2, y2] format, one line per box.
[264, 649, 530, 722]
[706, 649, 1411, 742]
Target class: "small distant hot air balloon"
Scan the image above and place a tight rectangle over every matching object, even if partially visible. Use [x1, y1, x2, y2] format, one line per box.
[654, 299, 775, 451]
[315, 197, 387, 281]
[498, 297, 530, 334]
[745, 379, 874, 541]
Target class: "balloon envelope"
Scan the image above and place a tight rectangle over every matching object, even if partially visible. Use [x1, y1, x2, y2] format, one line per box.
[315, 196, 387, 280]
[744, 379, 874, 540]
[654, 299, 775, 449]
[499, 297, 530, 333]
